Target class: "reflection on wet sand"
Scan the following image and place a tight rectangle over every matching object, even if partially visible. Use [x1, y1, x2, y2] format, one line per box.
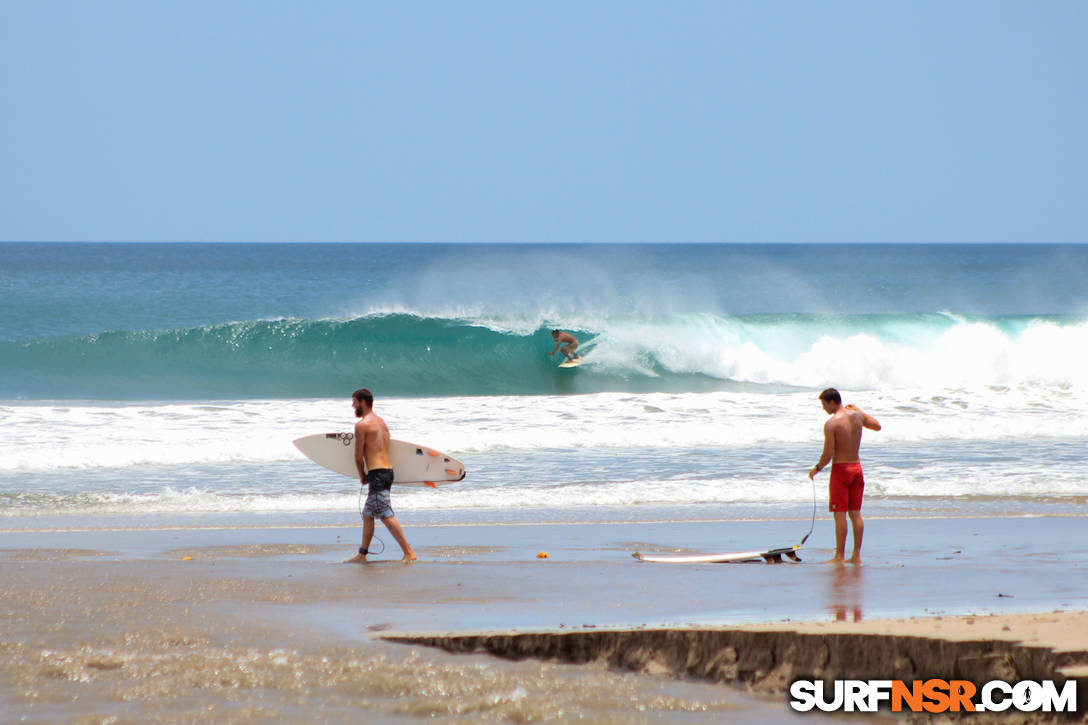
[826, 564, 864, 622]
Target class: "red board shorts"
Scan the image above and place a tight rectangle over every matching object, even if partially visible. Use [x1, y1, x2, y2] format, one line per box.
[828, 462, 865, 512]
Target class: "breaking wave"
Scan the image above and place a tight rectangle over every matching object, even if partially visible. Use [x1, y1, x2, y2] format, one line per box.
[2, 311, 1085, 399]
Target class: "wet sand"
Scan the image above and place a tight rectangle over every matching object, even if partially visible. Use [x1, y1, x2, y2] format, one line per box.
[1, 515, 1086, 722]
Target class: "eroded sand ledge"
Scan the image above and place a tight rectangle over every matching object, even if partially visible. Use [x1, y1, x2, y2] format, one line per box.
[390, 625, 1088, 721]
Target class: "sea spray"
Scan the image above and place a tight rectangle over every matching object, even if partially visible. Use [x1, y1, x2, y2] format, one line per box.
[2, 312, 1086, 399]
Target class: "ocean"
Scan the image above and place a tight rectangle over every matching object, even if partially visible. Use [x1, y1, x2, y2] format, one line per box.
[3, 242, 1088, 531]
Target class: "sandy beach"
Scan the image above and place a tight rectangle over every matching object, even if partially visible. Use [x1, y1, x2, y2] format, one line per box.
[6, 0, 1088, 717]
[1, 514, 1086, 722]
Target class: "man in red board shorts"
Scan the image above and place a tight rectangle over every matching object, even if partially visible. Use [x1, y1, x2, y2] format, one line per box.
[808, 388, 881, 565]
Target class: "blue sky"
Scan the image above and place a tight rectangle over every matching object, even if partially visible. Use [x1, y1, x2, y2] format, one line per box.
[1, 1, 1086, 243]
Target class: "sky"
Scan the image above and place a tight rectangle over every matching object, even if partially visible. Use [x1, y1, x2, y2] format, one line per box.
[1, 1, 1086, 244]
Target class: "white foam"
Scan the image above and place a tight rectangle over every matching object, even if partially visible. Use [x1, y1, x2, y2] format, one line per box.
[0, 487, 357, 516]
[4, 383, 1088, 474]
[339, 305, 1088, 393]
[583, 316, 1088, 390]
[10, 458, 1084, 517]
[394, 476, 812, 510]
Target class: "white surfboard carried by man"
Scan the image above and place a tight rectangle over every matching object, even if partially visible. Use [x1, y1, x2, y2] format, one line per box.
[293, 433, 465, 487]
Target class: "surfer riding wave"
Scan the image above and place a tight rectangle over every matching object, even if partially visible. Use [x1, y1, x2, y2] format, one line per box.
[549, 330, 581, 362]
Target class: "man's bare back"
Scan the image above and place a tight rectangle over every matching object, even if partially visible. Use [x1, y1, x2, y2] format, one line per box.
[823, 405, 871, 464]
[811, 402, 881, 475]
[354, 410, 392, 476]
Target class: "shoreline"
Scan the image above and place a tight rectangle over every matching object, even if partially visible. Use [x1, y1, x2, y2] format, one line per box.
[3, 516, 1087, 721]
[2, 505, 1086, 533]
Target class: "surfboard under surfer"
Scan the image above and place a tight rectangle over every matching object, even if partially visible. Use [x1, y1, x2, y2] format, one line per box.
[345, 388, 417, 563]
[549, 330, 581, 362]
[808, 388, 881, 566]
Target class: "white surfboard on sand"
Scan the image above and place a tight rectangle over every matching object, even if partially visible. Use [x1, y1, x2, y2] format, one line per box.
[293, 433, 465, 487]
[558, 358, 584, 368]
[632, 545, 803, 564]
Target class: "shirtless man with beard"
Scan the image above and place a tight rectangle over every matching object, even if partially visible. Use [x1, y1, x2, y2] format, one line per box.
[344, 388, 417, 563]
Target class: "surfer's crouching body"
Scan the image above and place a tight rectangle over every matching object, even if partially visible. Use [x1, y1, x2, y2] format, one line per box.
[345, 388, 417, 563]
[549, 330, 581, 361]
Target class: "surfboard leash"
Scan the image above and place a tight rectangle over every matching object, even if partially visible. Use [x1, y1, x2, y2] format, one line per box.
[799, 474, 817, 547]
[356, 487, 386, 556]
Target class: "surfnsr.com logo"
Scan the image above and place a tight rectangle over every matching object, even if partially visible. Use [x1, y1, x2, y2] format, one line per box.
[789, 679, 1078, 714]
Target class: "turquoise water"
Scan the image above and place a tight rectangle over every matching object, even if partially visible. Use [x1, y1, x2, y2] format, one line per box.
[2, 242, 1087, 525]
[3, 243, 1088, 398]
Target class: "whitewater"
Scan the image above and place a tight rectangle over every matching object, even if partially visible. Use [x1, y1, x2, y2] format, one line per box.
[2, 243, 1087, 526]
[4, 311, 1088, 398]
